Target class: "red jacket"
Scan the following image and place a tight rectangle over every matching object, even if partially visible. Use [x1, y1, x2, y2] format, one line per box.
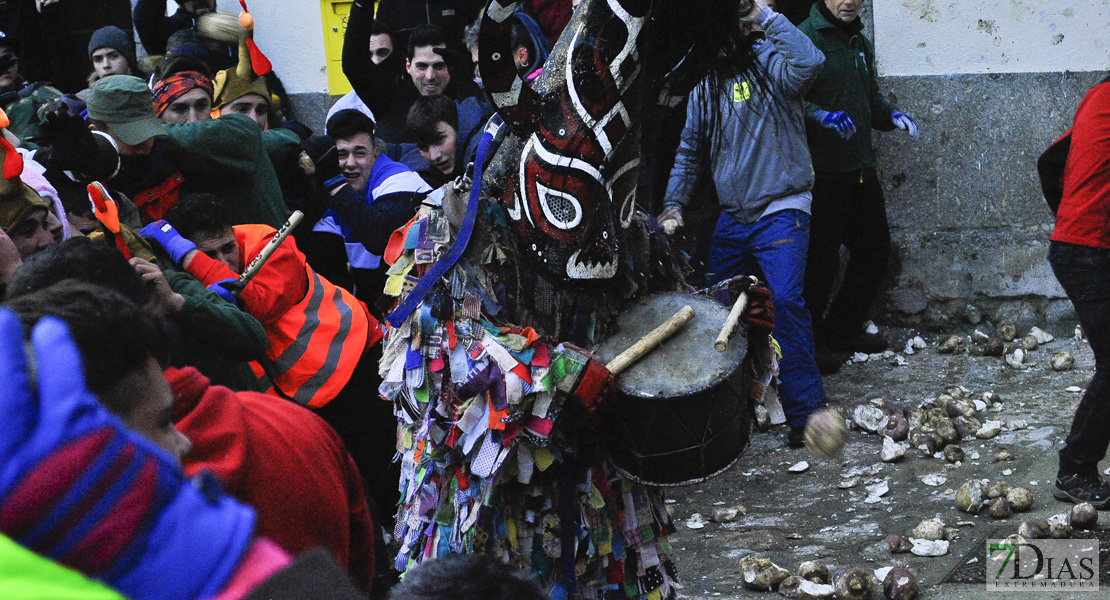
[1052, 82, 1110, 249]
[167, 367, 375, 593]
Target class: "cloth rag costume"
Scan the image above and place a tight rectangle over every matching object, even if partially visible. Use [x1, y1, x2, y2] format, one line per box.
[663, 6, 825, 430]
[376, 1, 770, 597]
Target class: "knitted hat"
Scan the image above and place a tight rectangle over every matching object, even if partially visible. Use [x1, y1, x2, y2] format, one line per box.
[212, 2, 272, 111]
[87, 26, 136, 66]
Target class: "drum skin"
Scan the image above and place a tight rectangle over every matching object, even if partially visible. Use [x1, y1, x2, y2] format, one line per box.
[596, 292, 754, 486]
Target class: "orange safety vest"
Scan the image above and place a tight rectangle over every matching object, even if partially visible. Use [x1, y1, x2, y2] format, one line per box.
[238, 226, 371, 408]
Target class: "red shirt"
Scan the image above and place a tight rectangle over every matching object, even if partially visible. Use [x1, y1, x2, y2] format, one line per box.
[168, 367, 376, 593]
[1052, 82, 1110, 248]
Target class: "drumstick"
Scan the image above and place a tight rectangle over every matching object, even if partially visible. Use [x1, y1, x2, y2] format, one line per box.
[606, 306, 695, 376]
[714, 292, 749, 352]
[236, 210, 304, 292]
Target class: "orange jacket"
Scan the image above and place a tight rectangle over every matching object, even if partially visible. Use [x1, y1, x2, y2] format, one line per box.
[187, 224, 379, 407]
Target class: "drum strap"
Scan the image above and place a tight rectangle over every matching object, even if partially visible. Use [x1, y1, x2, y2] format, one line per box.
[387, 120, 499, 328]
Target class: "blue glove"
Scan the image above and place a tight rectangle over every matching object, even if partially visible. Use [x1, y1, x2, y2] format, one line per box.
[138, 220, 197, 265]
[207, 278, 240, 304]
[0, 309, 256, 600]
[811, 109, 857, 139]
[891, 110, 919, 137]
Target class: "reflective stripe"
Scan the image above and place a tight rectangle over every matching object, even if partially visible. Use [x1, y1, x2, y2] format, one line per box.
[295, 285, 355, 401]
[268, 274, 326, 389]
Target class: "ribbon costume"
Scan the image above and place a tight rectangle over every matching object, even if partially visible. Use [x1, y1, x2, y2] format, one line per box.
[379, 1, 767, 598]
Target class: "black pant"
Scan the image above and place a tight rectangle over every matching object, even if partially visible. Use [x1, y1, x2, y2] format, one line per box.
[803, 169, 892, 341]
[1049, 241, 1110, 476]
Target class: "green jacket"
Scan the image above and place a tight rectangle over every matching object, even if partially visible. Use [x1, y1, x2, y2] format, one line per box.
[161, 114, 289, 227]
[165, 268, 268, 392]
[799, 3, 897, 174]
[0, 534, 125, 600]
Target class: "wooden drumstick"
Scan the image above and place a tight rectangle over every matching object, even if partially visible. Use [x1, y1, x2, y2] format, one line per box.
[606, 306, 695, 376]
[714, 292, 749, 352]
[235, 210, 304, 294]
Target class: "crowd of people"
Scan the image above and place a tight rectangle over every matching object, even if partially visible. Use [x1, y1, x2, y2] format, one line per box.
[1, 0, 1108, 598]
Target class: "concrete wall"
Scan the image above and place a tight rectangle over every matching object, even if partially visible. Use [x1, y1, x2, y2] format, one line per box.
[861, 2, 1110, 334]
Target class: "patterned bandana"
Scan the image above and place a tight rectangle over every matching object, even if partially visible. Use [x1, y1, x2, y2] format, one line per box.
[151, 71, 214, 117]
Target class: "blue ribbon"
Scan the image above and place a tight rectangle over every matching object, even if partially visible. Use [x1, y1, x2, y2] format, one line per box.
[387, 121, 498, 328]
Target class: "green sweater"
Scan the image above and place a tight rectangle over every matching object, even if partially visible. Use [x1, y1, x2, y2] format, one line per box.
[165, 268, 268, 391]
[799, 3, 897, 174]
[161, 114, 290, 227]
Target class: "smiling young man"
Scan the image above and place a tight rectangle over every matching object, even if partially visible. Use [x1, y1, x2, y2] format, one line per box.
[313, 109, 431, 305]
[342, 1, 488, 144]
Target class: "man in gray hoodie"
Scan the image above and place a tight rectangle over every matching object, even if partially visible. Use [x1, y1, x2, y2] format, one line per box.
[658, 0, 826, 447]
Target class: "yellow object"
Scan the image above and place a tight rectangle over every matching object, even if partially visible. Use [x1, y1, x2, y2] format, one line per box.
[319, 0, 355, 95]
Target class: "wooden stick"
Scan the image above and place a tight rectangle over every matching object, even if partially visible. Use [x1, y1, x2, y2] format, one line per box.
[236, 210, 304, 293]
[606, 305, 695, 376]
[714, 292, 749, 352]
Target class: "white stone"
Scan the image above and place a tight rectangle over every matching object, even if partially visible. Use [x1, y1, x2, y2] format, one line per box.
[921, 473, 948, 486]
[865, 320, 879, 335]
[864, 480, 890, 503]
[1029, 327, 1055, 344]
[1067, 386, 1083, 393]
[976, 421, 1003, 439]
[912, 336, 927, 350]
[851, 352, 869, 363]
[881, 436, 907, 462]
[788, 460, 810, 473]
[909, 538, 949, 557]
[685, 513, 707, 529]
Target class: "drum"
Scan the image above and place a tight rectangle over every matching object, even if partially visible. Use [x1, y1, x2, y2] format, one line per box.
[596, 291, 752, 486]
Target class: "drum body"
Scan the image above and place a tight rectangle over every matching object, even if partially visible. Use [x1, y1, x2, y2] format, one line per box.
[596, 292, 753, 486]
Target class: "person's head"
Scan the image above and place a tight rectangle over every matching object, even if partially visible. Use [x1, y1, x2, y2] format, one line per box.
[823, 0, 862, 23]
[387, 554, 546, 600]
[370, 21, 394, 65]
[510, 21, 533, 73]
[0, 31, 20, 94]
[221, 92, 269, 130]
[176, 0, 216, 18]
[326, 109, 379, 194]
[0, 180, 54, 260]
[2, 279, 190, 462]
[87, 75, 167, 155]
[153, 70, 214, 125]
[406, 25, 451, 97]
[88, 26, 137, 80]
[464, 22, 481, 83]
[407, 95, 459, 177]
[164, 193, 240, 273]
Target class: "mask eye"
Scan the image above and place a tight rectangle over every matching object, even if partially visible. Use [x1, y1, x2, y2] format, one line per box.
[536, 183, 582, 230]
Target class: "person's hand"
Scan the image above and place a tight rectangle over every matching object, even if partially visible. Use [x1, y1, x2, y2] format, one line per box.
[0, 228, 20, 283]
[130, 257, 185, 314]
[743, 283, 775, 335]
[0, 309, 257, 600]
[891, 110, 919, 138]
[656, 206, 684, 235]
[206, 278, 241, 304]
[810, 109, 856, 139]
[138, 220, 197, 266]
[302, 135, 345, 194]
[39, 104, 101, 174]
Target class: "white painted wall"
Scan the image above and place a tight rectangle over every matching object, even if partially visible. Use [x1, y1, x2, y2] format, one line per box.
[873, 0, 1110, 76]
[214, 1, 329, 94]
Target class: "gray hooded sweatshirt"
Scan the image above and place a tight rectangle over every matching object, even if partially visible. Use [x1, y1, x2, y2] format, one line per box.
[664, 8, 824, 224]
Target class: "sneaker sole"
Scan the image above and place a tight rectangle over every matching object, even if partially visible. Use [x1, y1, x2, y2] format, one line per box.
[1053, 487, 1110, 509]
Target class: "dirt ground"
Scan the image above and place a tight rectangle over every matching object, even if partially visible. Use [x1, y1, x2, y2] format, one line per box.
[664, 327, 1101, 599]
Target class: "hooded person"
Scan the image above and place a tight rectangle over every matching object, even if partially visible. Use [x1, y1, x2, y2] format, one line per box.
[88, 26, 139, 84]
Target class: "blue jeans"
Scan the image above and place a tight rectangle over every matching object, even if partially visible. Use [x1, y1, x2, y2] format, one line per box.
[706, 210, 827, 428]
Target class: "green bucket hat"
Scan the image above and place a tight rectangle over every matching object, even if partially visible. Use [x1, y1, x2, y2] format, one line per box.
[87, 75, 168, 146]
